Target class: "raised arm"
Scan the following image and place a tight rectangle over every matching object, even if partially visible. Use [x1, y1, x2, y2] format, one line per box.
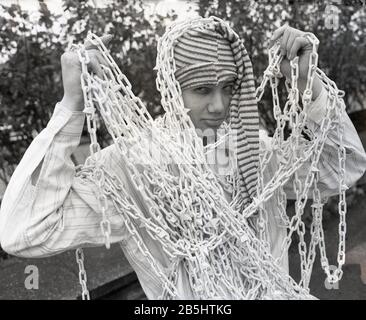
[0, 35, 129, 258]
[265, 24, 366, 197]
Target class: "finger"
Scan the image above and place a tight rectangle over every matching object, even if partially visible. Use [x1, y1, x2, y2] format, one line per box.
[288, 37, 308, 60]
[268, 23, 289, 48]
[97, 53, 109, 69]
[279, 58, 290, 79]
[100, 34, 113, 45]
[86, 48, 109, 68]
[84, 39, 96, 50]
[85, 34, 113, 50]
[285, 32, 297, 60]
[88, 49, 109, 67]
[280, 27, 291, 56]
[88, 53, 103, 78]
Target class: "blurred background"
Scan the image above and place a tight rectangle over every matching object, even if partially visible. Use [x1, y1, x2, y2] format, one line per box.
[0, 0, 365, 300]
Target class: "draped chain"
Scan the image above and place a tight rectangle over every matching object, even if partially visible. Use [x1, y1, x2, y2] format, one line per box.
[72, 17, 347, 300]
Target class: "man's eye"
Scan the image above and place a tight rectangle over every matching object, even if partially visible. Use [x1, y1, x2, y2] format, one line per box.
[194, 87, 211, 94]
[223, 85, 233, 94]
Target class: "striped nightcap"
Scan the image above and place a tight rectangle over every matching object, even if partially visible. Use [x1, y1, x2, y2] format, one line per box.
[173, 28, 237, 90]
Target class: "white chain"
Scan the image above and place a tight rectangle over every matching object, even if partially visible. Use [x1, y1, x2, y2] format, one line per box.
[71, 18, 347, 299]
[256, 34, 347, 287]
[75, 248, 90, 300]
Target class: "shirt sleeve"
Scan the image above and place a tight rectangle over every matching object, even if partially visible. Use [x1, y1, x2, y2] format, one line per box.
[0, 102, 127, 258]
[261, 86, 366, 200]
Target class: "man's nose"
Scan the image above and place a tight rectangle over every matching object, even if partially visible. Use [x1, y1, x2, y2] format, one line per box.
[207, 90, 226, 114]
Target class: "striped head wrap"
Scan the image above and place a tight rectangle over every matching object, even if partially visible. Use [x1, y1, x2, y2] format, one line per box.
[174, 29, 237, 90]
[170, 17, 259, 204]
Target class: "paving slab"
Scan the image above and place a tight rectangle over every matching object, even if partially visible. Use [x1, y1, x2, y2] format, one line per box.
[0, 243, 135, 300]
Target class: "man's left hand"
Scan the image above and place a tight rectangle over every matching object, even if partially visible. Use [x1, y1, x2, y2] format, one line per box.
[268, 24, 318, 81]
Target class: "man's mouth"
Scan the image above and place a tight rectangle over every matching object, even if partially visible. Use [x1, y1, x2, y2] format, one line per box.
[203, 118, 225, 126]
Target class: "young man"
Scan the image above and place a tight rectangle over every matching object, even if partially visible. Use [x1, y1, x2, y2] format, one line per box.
[0, 17, 365, 299]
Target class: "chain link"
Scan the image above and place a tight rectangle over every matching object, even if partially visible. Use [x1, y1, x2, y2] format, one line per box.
[75, 248, 90, 300]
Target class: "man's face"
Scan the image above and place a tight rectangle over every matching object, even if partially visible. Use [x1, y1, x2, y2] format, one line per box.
[181, 79, 234, 134]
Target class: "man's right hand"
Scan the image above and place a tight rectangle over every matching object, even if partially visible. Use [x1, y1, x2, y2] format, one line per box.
[60, 34, 113, 112]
